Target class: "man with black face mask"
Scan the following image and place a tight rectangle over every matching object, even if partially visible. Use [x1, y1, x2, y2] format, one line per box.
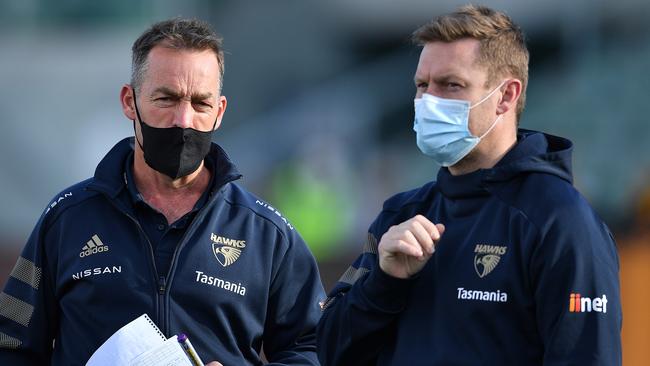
[0, 18, 324, 366]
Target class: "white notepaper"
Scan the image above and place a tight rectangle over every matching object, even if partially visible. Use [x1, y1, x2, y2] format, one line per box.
[85, 314, 192, 366]
[131, 335, 193, 366]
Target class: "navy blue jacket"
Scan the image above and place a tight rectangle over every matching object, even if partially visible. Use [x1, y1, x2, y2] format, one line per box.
[317, 130, 621, 365]
[0, 138, 325, 365]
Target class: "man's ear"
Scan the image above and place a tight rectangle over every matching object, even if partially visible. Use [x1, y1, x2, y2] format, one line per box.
[496, 79, 522, 115]
[120, 84, 137, 121]
[212, 95, 227, 130]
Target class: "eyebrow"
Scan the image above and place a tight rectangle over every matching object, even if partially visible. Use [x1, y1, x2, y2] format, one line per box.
[150, 86, 214, 101]
[413, 74, 427, 84]
[433, 74, 466, 84]
[414, 73, 466, 85]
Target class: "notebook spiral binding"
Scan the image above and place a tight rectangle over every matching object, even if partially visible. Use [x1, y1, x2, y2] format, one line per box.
[142, 314, 166, 340]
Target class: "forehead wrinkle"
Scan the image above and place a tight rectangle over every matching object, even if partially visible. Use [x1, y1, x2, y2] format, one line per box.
[151, 86, 181, 97]
[150, 86, 215, 100]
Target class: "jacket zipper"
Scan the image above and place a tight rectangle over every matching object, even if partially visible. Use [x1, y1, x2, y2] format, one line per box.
[158, 276, 167, 295]
[96, 198, 167, 334]
[101, 197, 214, 337]
[124, 214, 167, 334]
[124, 198, 216, 335]
[163, 191, 217, 303]
[89, 176, 238, 336]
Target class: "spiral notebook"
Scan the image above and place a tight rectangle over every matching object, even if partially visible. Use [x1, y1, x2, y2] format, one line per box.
[86, 314, 195, 366]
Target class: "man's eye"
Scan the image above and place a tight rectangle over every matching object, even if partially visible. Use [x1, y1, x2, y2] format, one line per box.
[153, 97, 175, 105]
[416, 82, 428, 89]
[445, 83, 464, 91]
[193, 101, 213, 110]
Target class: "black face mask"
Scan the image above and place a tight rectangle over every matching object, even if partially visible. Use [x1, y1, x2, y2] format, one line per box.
[132, 90, 217, 180]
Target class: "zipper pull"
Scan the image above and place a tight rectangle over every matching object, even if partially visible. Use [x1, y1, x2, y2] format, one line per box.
[158, 276, 166, 295]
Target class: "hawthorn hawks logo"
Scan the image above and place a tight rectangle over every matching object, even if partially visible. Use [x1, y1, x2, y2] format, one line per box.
[473, 244, 507, 278]
[211, 233, 246, 267]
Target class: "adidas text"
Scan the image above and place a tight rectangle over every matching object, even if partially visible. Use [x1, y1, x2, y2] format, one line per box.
[80, 235, 109, 258]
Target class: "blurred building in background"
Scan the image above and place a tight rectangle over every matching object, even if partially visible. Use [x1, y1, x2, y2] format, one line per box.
[1, 0, 649, 364]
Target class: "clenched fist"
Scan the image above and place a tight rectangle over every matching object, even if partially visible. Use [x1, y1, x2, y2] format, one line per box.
[378, 215, 445, 279]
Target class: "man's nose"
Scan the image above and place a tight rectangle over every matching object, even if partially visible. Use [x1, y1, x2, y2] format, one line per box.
[174, 101, 194, 128]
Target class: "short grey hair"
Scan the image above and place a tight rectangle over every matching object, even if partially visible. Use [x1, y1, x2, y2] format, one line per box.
[130, 18, 225, 93]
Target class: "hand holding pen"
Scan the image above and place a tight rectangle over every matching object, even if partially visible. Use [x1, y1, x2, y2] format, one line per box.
[178, 333, 223, 366]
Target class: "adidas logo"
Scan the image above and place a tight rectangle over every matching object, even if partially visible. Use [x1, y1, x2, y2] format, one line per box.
[79, 234, 109, 258]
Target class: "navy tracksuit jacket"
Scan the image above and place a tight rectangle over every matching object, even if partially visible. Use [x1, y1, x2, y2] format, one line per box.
[0, 138, 325, 365]
[317, 130, 622, 365]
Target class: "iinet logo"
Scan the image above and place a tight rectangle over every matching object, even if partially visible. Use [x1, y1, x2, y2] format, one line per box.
[569, 293, 608, 313]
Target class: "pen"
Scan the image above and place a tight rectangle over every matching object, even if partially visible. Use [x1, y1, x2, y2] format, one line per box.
[177, 333, 205, 366]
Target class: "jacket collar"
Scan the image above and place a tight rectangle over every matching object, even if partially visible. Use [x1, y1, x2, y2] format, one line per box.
[88, 137, 242, 200]
[436, 129, 574, 199]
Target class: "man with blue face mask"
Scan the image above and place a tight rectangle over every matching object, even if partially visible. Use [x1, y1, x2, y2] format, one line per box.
[317, 5, 621, 366]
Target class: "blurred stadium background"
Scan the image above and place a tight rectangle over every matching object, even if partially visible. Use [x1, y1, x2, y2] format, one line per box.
[0, 0, 648, 363]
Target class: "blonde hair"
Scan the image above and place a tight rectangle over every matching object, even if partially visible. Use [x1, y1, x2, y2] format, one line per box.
[412, 5, 529, 121]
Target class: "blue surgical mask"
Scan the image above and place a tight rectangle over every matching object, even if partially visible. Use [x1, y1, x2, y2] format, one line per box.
[413, 80, 506, 167]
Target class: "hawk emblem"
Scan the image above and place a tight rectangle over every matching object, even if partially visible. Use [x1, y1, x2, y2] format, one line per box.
[212, 244, 242, 267]
[474, 254, 501, 278]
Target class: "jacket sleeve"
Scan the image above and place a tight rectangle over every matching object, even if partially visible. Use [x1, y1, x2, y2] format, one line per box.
[262, 228, 326, 365]
[530, 200, 622, 365]
[0, 214, 58, 364]
[316, 228, 415, 366]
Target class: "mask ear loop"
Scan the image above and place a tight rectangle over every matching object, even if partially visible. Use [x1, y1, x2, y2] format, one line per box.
[471, 80, 508, 139]
[477, 115, 503, 139]
[131, 88, 146, 151]
[469, 79, 508, 110]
